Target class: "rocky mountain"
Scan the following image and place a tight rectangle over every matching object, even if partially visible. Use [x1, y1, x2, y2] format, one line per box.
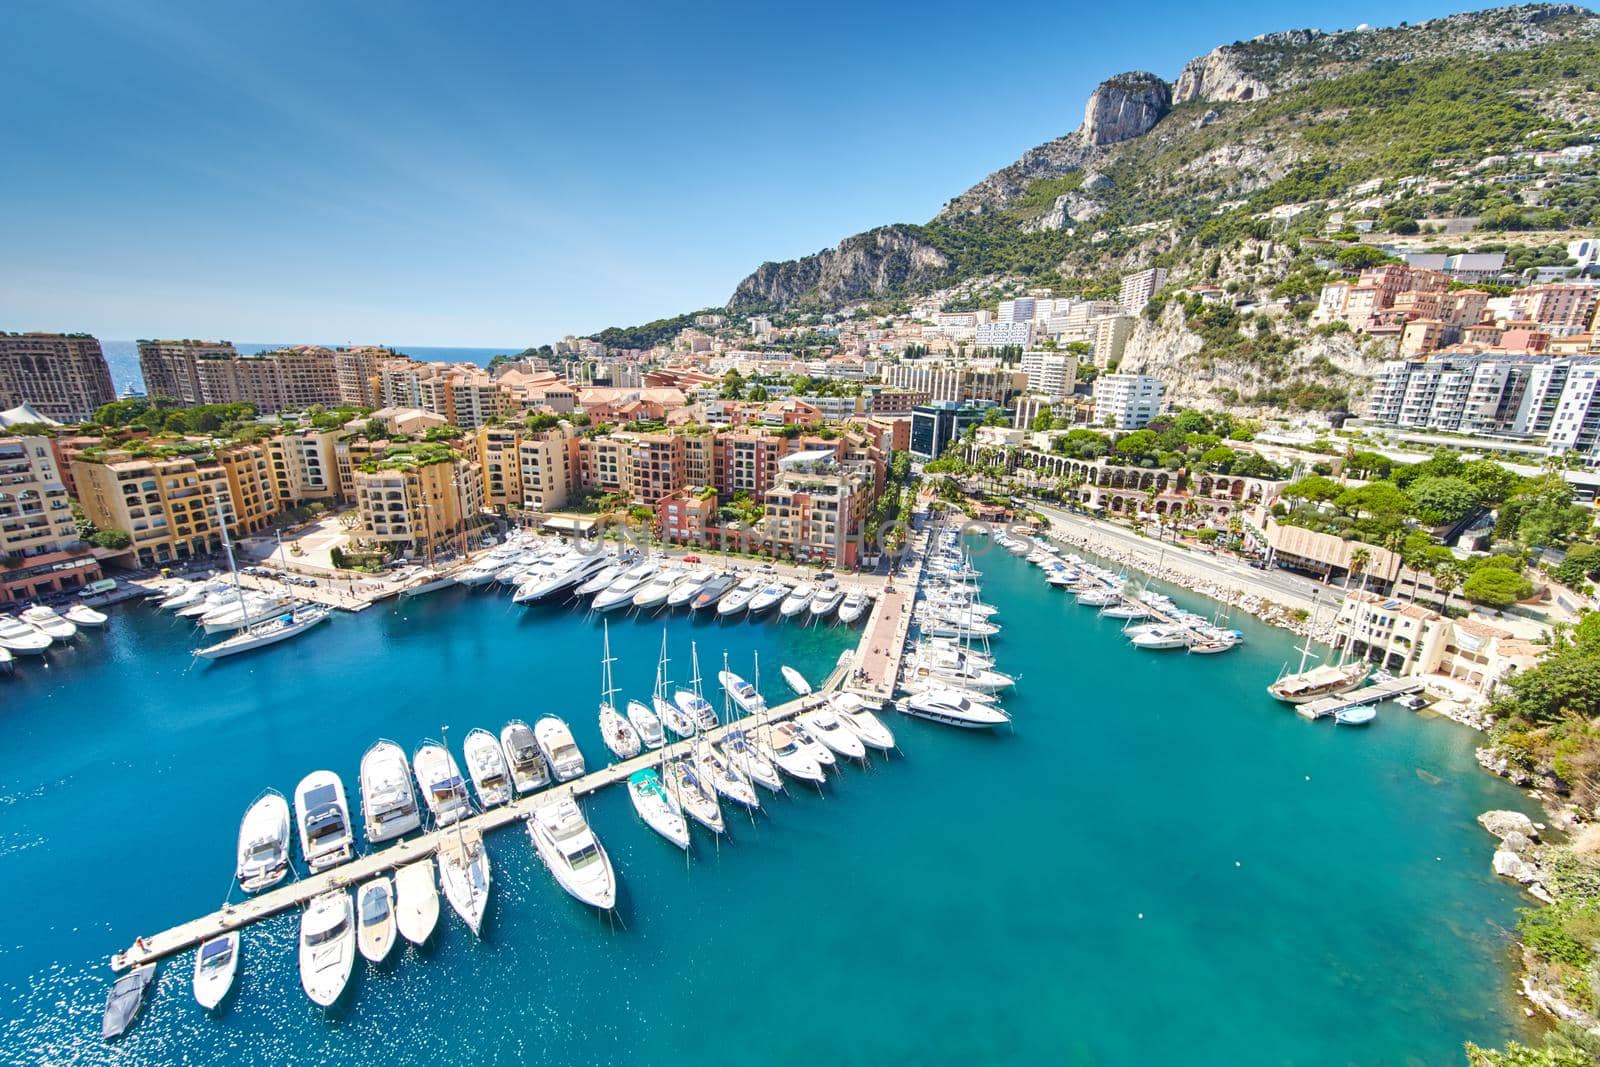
[729, 226, 950, 309]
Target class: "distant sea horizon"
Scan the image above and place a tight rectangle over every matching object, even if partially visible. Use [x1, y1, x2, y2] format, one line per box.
[100, 340, 525, 395]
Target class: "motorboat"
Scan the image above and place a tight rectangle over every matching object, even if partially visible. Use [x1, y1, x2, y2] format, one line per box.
[1076, 588, 1121, 607]
[357, 876, 397, 963]
[513, 551, 611, 604]
[661, 759, 724, 834]
[809, 583, 845, 620]
[194, 605, 330, 660]
[790, 720, 837, 768]
[627, 768, 690, 850]
[412, 742, 472, 827]
[1101, 602, 1152, 621]
[294, 770, 354, 872]
[694, 743, 760, 809]
[690, 572, 736, 611]
[0, 614, 52, 654]
[715, 574, 763, 617]
[20, 604, 75, 640]
[1130, 626, 1190, 651]
[781, 665, 812, 696]
[721, 729, 783, 792]
[535, 716, 586, 781]
[438, 825, 491, 936]
[896, 688, 1011, 728]
[597, 622, 642, 759]
[499, 720, 552, 793]
[590, 559, 659, 612]
[830, 692, 895, 751]
[626, 699, 666, 749]
[1336, 705, 1377, 726]
[905, 648, 1014, 692]
[915, 612, 1000, 640]
[800, 708, 867, 761]
[64, 603, 108, 627]
[665, 567, 716, 609]
[746, 581, 790, 616]
[575, 559, 628, 597]
[159, 580, 220, 611]
[298, 891, 355, 1007]
[526, 798, 617, 909]
[757, 722, 825, 784]
[631, 567, 684, 611]
[192, 931, 238, 1011]
[835, 588, 869, 624]
[199, 592, 292, 633]
[718, 670, 766, 716]
[463, 728, 514, 808]
[453, 558, 504, 587]
[399, 568, 455, 598]
[236, 788, 292, 892]
[101, 963, 156, 1041]
[360, 740, 422, 844]
[0, 646, 12, 671]
[779, 583, 814, 618]
[393, 859, 439, 945]
[1268, 661, 1368, 704]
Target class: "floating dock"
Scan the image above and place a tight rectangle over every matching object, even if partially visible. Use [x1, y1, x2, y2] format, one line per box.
[1296, 678, 1426, 720]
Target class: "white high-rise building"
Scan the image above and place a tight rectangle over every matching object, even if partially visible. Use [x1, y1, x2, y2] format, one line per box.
[997, 297, 1037, 323]
[1118, 268, 1169, 315]
[1093, 373, 1165, 429]
[1020, 350, 1076, 400]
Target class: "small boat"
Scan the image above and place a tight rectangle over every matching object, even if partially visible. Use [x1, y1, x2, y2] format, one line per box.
[718, 669, 766, 716]
[295, 770, 354, 872]
[665, 567, 716, 609]
[1130, 626, 1189, 651]
[463, 728, 514, 808]
[393, 859, 440, 945]
[631, 567, 684, 611]
[527, 798, 617, 909]
[715, 574, 763, 617]
[1100, 602, 1151, 620]
[0, 646, 12, 671]
[627, 768, 690, 850]
[500, 720, 552, 793]
[399, 568, 455, 598]
[535, 716, 586, 781]
[790, 720, 836, 767]
[830, 692, 895, 751]
[835, 588, 868, 624]
[661, 759, 724, 833]
[674, 642, 720, 730]
[896, 688, 1011, 728]
[721, 730, 783, 792]
[20, 604, 75, 640]
[192, 932, 239, 1011]
[298, 891, 355, 1007]
[746, 581, 790, 616]
[1335, 705, 1377, 726]
[438, 825, 492, 936]
[800, 708, 867, 761]
[357, 876, 397, 963]
[626, 699, 666, 749]
[781, 665, 812, 696]
[101, 963, 156, 1041]
[236, 789, 292, 893]
[0, 614, 52, 654]
[809, 583, 845, 620]
[155, 579, 206, 609]
[412, 742, 473, 827]
[695, 743, 760, 809]
[360, 740, 422, 844]
[597, 623, 642, 759]
[779, 583, 814, 618]
[194, 605, 330, 660]
[690, 572, 736, 611]
[64, 603, 109, 627]
[757, 723, 825, 784]
[1267, 661, 1368, 705]
[198, 592, 293, 633]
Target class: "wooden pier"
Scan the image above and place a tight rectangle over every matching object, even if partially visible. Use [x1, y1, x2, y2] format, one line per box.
[1296, 678, 1426, 720]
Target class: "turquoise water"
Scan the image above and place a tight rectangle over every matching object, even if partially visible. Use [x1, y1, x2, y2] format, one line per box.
[101, 342, 517, 395]
[0, 549, 1542, 1064]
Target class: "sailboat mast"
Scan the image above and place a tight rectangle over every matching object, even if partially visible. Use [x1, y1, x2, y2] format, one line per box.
[212, 487, 248, 619]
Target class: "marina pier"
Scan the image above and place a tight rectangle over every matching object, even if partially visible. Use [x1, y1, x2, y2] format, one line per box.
[1295, 677, 1426, 720]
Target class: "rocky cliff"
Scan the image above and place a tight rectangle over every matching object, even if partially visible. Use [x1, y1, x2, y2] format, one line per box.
[729, 226, 950, 310]
[1082, 72, 1172, 146]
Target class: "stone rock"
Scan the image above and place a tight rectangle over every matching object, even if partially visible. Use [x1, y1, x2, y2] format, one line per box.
[1493, 848, 1538, 884]
[1479, 810, 1539, 842]
[1500, 830, 1534, 854]
[1172, 47, 1272, 105]
[729, 226, 949, 310]
[1082, 72, 1172, 146]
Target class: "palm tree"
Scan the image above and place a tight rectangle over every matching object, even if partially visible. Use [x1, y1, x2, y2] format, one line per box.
[1435, 562, 1463, 616]
[1346, 546, 1371, 591]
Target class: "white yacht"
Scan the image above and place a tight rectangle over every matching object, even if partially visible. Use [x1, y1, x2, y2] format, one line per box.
[360, 740, 422, 844]
[808, 583, 844, 620]
[64, 603, 108, 627]
[662, 759, 724, 834]
[830, 692, 896, 751]
[674, 642, 720, 731]
[298, 891, 355, 1007]
[412, 742, 472, 827]
[746, 580, 790, 616]
[715, 574, 763, 617]
[905, 648, 1015, 692]
[718, 669, 766, 716]
[626, 698, 666, 749]
[438, 824, 491, 936]
[393, 859, 440, 945]
[896, 688, 1011, 728]
[463, 728, 514, 808]
[665, 567, 716, 609]
[780, 665, 812, 696]
[235, 789, 292, 892]
[499, 720, 552, 793]
[690, 572, 736, 611]
[790, 720, 836, 768]
[294, 770, 354, 872]
[192, 932, 239, 1011]
[453, 558, 503, 588]
[627, 768, 690, 850]
[20, 604, 75, 640]
[399, 567, 456, 598]
[591, 559, 659, 612]
[535, 716, 586, 781]
[694, 743, 760, 809]
[1076, 588, 1121, 607]
[513, 551, 611, 604]
[800, 708, 867, 761]
[1130, 626, 1190, 651]
[575, 559, 628, 597]
[757, 722, 826, 784]
[194, 605, 330, 660]
[835, 588, 869, 624]
[631, 567, 684, 611]
[156, 579, 209, 611]
[721, 730, 784, 792]
[651, 633, 695, 737]
[0, 614, 51, 654]
[779, 583, 814, 618]
[356, 876, 397, 964]
[527, 798, 617, 910]
[198, 592, 291, 633]
[915, 611, 1000, 640]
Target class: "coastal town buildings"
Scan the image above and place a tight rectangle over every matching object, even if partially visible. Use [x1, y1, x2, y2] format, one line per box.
[1092, 373, 1165, 429]
[1335, 590, 1541, 699]
[72, 449, 251, 567]
[351, 447, 484, 560]
[474, 422, 578, 516]
[1119, 267, 1169, 314]
[910, 401, 995, 459]
[1019, 350, 1077, 400]
[0, 333, 116, 424]
[0, 434, 101, 604]
[881, 364, 1026, 405]
[137, 340, 237, 405]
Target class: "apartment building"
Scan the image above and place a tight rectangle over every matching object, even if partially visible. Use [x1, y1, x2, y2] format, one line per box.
[881, 364, 1026, 405]
[1334, 590, 1540, 698]
[909, 401, 995, 460]
[72, 449, 271, 567]
[137, 339, 237, 404]
[376, 361, 511, 428]
[759, 449, 872, 567]
[1092, 374, 1165, 429]
[352, 449, 484, 560]
[475, 422, 578, 515]
[0, 435, 101, 603]
[216, 443, 281, 535]
[332, 346, 391, 407]
[265, 427, 341, 504]
[974, 321, 1033, 348]
[0, 333, 117, 424]
[1090, 314, 1137, 368]
[1020, 350, 1077, 400]
[1118, 267, 1169, 314]
[862, 387, 928, 415]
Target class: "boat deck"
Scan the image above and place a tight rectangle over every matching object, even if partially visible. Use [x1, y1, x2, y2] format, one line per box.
[110, 657, 862, 973]
[1296, 678, 1427, 720]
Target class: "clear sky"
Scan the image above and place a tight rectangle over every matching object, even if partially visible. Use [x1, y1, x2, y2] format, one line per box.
[1, 0, 1531, 346]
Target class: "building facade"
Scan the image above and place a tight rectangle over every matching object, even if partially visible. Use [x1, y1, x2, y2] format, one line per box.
[0, 434, 101, 603]
[0, 333, 116, 424]
[1092, 374, 1165, 429]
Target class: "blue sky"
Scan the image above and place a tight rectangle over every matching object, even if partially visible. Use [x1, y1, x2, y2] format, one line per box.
[1, 0, 1534, 346]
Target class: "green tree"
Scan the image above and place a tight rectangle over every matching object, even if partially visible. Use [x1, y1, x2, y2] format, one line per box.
[1462, 563, 1534, 608]
[89, 529, 131, 550]
[1406, 475, 1482, 526]
[1281, 475, 1341, 506]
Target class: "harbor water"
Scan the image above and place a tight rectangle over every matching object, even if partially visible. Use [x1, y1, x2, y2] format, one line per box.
[0, 546, 1543, 1064]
